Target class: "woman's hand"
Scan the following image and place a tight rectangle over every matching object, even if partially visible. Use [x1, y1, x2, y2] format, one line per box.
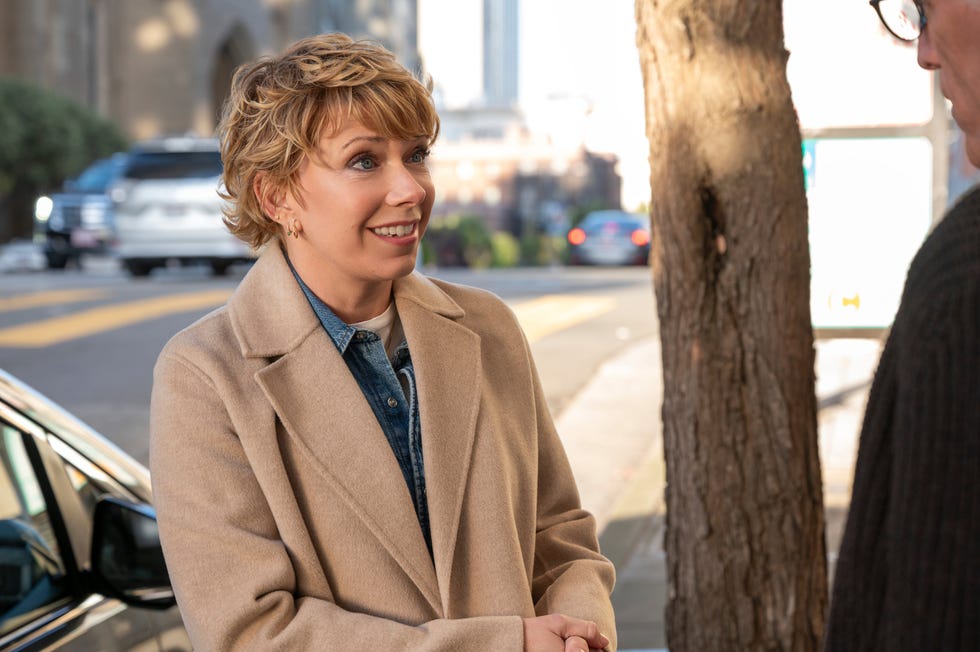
[523, 614, 610, 651]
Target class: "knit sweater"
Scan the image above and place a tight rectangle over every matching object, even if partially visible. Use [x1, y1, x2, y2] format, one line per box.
[824, 185, 980, 651]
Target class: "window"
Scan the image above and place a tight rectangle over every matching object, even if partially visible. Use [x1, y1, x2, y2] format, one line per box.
[0, 425, 69, 634]
[124, 151, 223, 180]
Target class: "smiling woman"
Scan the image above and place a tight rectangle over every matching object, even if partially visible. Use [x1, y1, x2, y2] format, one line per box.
[149, 33, 616, 652]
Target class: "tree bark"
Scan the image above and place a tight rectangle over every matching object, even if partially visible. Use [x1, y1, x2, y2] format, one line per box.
[634, 1, 827, 650]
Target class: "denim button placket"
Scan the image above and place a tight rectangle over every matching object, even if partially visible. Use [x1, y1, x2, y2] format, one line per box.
[289, 262, 432, 556]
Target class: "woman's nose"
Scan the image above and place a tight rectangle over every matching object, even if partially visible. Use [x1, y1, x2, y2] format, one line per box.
[386, 165, 427, 206]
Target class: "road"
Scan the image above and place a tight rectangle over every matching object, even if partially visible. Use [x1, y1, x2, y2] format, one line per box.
[0, 258, 658, 465]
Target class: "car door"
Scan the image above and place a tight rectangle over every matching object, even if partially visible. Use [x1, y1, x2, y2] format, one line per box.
[0, 403, 187, 651]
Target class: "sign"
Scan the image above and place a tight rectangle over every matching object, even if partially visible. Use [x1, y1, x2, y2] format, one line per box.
[808, 138, 933, 329]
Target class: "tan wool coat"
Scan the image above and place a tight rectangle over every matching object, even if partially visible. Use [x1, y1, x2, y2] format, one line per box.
[150, 245, 617, 651]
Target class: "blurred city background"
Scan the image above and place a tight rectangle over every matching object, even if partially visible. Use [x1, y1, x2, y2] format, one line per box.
[1, 0, 979, 650]
[2, 0, 980, 280]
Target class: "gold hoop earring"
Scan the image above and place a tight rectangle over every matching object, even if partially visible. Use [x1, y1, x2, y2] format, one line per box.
[288, 219, 300, 239]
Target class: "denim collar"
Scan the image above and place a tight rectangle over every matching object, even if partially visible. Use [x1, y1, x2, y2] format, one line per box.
[284, 254, 357, 354]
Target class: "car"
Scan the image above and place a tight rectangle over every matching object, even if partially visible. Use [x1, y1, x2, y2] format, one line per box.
[33, 154, 128, 270]
[111, 136, 255, 277]
[566, 210, 651, 266]
[0, 369, 190, 650]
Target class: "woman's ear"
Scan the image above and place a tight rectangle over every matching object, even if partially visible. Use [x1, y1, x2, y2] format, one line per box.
[253, 173, 285, 222]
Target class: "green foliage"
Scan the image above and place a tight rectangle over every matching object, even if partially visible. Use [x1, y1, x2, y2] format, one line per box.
[423, 216, 569, 269]
[425, 215, 496, 268]
[490, 231, 519, 268]
[520, 230, 567, 266]
[0, 78, 127, 239]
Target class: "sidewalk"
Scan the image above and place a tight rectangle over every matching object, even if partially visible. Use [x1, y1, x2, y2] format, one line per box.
[556, 335, 884, 651]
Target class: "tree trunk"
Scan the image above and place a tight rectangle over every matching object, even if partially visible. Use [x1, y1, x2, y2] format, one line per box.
[634, 1, 827, 650]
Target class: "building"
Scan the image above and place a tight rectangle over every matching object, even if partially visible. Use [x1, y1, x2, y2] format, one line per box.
[429, 116, 620, 236]
[481, 0, 518, 109]
[423, 0, 621, 242]
[0, 0, 421, 141]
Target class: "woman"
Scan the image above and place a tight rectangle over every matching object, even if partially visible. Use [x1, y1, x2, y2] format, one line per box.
[150, 33, 616, 651]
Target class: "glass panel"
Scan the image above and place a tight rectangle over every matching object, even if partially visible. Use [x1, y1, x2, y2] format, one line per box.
[878, 0, 922, 40]
[0, 426, 69, 634]
[124, 151, 223, 180]
[72, 158, 123, 193]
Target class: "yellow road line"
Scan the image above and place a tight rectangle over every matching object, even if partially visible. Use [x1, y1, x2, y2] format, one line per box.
[0, 289, 109, 313]
[512, 295, 616, 343]
[0, 289, 232, 348]
[0, 288, 611, 349]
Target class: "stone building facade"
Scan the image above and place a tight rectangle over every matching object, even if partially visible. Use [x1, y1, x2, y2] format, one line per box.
[0, 0, 420, 141]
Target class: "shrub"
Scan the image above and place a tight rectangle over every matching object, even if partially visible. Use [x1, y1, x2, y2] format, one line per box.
[424, 215, 495, 268]
[490, 231, 520, 268]
[519, 229, 567, 266]
[0, 78, 127, 242]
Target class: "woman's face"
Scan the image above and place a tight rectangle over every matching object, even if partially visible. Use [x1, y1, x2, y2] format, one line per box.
[280, 119, 434, 317]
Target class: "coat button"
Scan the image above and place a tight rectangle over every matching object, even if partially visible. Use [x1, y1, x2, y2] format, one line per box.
[387, 397, 398, 408]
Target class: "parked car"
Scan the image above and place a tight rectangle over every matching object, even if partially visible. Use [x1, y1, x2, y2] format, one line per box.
[111, 136, 254, 277]
[33, 154, 128, 269]
[566, 210, 651, 266]
[0, 369, 190, 650]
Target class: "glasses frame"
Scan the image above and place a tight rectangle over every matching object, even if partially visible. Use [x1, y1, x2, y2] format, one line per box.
[869, 0, 927, 42]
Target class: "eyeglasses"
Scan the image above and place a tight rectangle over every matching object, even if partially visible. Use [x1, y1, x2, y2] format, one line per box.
[870, 0, 927, 41]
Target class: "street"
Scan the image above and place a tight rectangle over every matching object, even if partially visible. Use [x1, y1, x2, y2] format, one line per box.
[0, 258, 658, 466]
[0, 255, 881, 650]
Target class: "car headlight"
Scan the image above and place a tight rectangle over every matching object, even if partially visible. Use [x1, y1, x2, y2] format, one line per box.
[35, 196, 53, 222]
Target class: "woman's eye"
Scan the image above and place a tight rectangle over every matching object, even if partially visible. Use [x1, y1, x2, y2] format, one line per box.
[351, 156, 377, 171]
[409, 148, 431, 164]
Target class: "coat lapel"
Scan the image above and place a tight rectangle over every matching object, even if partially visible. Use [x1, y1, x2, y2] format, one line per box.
[395, 275, 482, 611]
[228, 247, 441, 612]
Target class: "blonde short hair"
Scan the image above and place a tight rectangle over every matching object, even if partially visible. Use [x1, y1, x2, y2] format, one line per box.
[218, 33, 440, 249]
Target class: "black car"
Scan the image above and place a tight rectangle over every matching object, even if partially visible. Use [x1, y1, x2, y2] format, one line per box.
[0, 370, 190, 651]
[34, 154, 128, 270]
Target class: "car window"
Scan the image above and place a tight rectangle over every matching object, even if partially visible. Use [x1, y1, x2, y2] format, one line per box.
[72, 158, 123, 193]
[123, 151, 223, 180]
[55, 447, 118, 521]
[0, 425, 70, 635]
[583, 218, 642, 235]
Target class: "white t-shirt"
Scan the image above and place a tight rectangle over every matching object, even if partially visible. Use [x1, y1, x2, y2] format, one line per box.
[351, 302, 405, 361]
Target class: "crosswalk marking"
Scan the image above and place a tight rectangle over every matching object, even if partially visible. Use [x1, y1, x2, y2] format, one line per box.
[0, 288, 613, 348]
[512, 295, 616, 343]
[0, 289, 109, 313]
[0, 289, 232, 348]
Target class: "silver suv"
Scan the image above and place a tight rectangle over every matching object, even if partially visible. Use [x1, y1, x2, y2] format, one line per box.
[111, 137, 254, 276]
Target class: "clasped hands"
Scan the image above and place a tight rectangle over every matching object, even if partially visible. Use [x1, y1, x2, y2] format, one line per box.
[523, 614, 610, 652]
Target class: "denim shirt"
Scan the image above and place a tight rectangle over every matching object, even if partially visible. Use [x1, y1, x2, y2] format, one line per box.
[288, 266, 432, 555]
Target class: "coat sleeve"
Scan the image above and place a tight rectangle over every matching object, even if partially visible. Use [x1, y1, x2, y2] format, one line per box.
[150, 347, 524, 652]
[521, 335, 618, 649]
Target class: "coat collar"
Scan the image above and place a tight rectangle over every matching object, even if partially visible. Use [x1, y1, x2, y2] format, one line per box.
[227, 245, 464, 358]
[227, 244, 480, 615]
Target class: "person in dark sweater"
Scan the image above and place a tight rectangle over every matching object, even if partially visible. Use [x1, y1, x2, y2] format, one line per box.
[825, 2, 980, 650]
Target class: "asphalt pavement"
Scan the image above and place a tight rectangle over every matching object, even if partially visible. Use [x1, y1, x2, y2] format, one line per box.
[556, 333, 884, 651]
[1, 240, 883, 650]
